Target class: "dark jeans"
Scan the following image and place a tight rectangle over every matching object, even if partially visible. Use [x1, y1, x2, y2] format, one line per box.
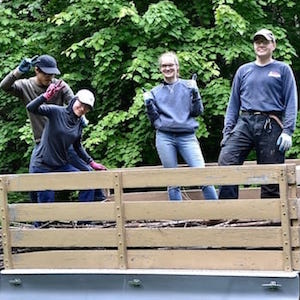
[29, 144, 106, 202]
[218, 113, 285, 199]
[32, 164, 95, 203]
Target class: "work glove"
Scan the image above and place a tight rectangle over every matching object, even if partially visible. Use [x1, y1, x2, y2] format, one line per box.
[43, 80, 64, 101]
[143, 88, 154, 106]
[187, 74, 199, 101]
[89, 161, 107, 171]
[277, 132, 292, 153]
[18, 55, 39, 73]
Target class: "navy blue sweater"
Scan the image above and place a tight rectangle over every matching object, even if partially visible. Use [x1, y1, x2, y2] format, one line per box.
[145, 79, 204, 133]
[27, 95, 92, 169]
[224, 60, 297, 136]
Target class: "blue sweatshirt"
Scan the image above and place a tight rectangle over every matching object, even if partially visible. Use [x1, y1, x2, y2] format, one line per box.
[224, 60, 298, 136]
[27, 95, 92, 169]
[145, 79, 204, 133]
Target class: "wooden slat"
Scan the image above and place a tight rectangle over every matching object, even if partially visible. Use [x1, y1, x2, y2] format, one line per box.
[113, 173, 127, 269]
[279, 168, 293, 271]
[3, 171, 115, 192]
[11, 250, 119, 269]
[126, 227, 283, 248]
[292, 250, 300, 270]
[10, 227, 283, 248]
[124, 199, 281, 221]
[10, 228, 117, 247]
[9, 198, 300, 223]
[0, 178, 13, 269]
[10, 226, 300, 249]
[11, 249, 285, 270]
[122, 165, 286, 188]
[9, 202, 115, 222]
[127, 250, 286, 271]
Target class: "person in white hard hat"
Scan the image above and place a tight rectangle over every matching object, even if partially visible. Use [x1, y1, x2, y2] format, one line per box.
[26, 82, 107, 203]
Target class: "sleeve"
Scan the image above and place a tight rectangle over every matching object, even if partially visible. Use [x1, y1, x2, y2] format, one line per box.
[73, 137, 93, 165]
[190, 91, 204, 117]
[223, 69, 242, 135]
[0, 69, 24, 99]
[281, 65, 298, 136]
[145, 92, 160, 125]
[26, 94, 52, 116]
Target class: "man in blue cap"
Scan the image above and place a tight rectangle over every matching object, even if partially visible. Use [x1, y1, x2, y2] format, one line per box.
[0, 54, 106, 202]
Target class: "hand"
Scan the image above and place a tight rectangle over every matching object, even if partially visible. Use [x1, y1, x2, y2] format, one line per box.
[277, 132, 292, 152]
[43, 80, 64, 101]
[89, 161, 107, 171]
[187, 78, 199, 101]
[18, 55, 39, 73]
[143, 89, 154, 105]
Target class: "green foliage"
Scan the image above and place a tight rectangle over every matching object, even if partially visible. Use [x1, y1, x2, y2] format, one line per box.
[0, 0, 298, 177]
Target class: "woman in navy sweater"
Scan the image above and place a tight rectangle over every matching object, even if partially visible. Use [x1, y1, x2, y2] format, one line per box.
[27, 82, 106, 202]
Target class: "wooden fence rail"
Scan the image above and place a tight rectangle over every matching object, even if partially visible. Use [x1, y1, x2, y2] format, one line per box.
[0, 164, 299, 271]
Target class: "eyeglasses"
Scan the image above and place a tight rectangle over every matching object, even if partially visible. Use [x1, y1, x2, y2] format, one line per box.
[254, 40, 273, 45]
[160, 63, 176, 69]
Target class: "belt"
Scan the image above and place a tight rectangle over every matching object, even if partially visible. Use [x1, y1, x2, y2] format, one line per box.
[241, 110, 283, 129]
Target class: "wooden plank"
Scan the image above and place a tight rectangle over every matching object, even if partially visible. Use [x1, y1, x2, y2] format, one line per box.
[292, 250, 300, 270]
[2, 171, 115, 192]
[123, 199, 281, 221]
[0, 178, 13, 269]
[9, 202, 115, 222]
[113, 172, 127, 269]
[126, 227, 283, 248]
[9, 225, 300, 249]
[10, 227, 286, 249]
[121, 165, 286, 188]
[10, 228, 117, 247]
[11, 249, 285, 271]
[127, 250, 285, 271]
[11, 250, 119, 269]
[279, 167, 293, 271]
[8, 198, 300, 223]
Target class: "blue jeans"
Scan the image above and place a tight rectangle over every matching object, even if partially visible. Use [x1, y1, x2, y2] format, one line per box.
[156, 130, 218, 201]
[32, 164, 95, 203]
[29, 144, 106, 202]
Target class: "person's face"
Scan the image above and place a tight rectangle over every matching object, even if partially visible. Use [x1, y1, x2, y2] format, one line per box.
[73, 99, 91, 117]
[35, 68, 55, 87]
[254, 37, 275, 59]
[160, 55, 179, 81]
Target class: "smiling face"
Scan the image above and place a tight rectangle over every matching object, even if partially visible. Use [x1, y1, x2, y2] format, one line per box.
[253, 36, 276, 63]
[159, 53, 179, 83]
[72, 99, 91, 117]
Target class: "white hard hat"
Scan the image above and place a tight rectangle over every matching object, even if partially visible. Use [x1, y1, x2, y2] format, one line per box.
[76, 89, 95, 109]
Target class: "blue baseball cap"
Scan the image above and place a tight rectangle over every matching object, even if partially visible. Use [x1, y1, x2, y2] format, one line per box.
[35, 55, 61, 75]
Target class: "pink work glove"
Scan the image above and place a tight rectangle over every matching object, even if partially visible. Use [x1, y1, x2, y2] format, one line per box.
[43, 80, 64, 101]
[89, 161, 107, 171]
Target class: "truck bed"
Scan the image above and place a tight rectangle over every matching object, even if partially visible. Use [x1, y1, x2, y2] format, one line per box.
[1, 162, 300, 298]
